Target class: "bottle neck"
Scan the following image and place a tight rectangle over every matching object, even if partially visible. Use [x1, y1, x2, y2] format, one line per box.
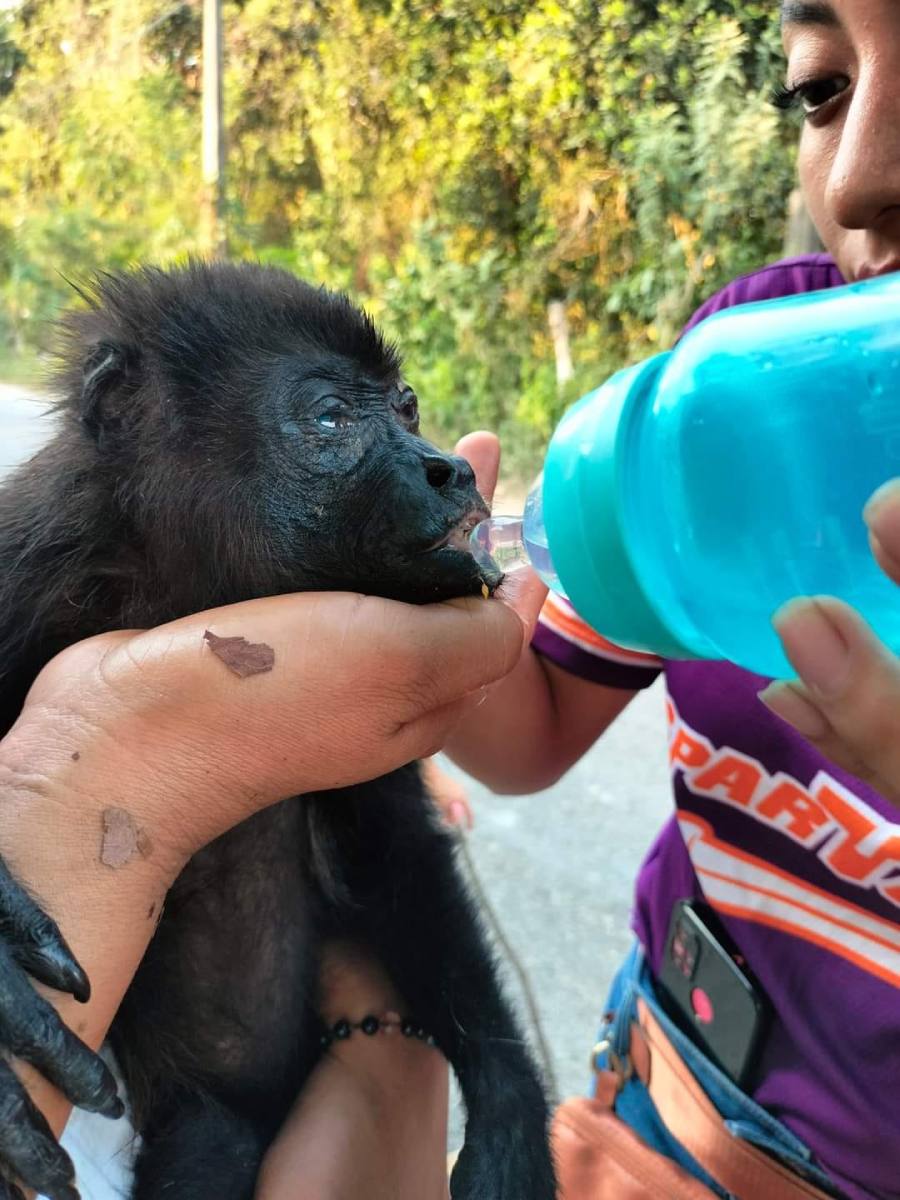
[542, 352, 702, 659]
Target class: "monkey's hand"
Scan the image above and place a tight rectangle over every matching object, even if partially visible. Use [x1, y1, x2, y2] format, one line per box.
[0, 855, 122, 1200]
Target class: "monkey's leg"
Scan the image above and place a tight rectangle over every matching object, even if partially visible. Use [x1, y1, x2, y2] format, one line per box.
[333, 786, 556, 1200]
[130, 1090, 268, 1200]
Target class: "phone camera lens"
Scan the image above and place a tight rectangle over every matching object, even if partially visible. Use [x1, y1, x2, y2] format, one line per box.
[672, 919, 700, 979]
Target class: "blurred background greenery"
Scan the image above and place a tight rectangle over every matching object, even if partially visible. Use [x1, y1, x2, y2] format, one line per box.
[0, 0, 804, 474]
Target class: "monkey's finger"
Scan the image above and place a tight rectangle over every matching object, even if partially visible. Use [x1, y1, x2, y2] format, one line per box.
[0, 1059, 79, 1200]
[0, 942, 122, 1119]
[0, 859, 91, 1002]
[454, 432, 500, 507]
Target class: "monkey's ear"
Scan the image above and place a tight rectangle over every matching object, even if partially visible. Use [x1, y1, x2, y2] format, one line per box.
[80, 342, 131, 440]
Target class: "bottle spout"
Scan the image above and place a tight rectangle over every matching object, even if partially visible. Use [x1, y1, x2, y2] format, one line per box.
[470, 512, 565, 595]
[469, 516, 532, 577]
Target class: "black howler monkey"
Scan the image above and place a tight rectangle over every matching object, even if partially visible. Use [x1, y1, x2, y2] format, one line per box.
[0, 264, 556, 1200]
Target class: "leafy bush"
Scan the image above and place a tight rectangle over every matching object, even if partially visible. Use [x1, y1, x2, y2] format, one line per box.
[0, 0, 799, 474]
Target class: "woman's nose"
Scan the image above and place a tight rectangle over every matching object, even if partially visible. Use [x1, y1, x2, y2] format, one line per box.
[825, 67, 900, 233]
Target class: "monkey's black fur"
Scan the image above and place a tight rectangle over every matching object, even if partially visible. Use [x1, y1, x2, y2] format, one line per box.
[0, 263, 556, 1200]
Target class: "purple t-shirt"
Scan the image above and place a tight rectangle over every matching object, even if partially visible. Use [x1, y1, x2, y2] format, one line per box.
[534, 256, 900, 1200]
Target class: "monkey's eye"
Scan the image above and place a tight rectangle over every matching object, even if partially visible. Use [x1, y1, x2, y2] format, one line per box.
[315, 407, 355, 431]
[394, 388, 419, 426]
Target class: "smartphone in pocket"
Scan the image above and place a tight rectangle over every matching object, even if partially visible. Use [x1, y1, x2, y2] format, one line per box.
[657, 899, 771, 1088]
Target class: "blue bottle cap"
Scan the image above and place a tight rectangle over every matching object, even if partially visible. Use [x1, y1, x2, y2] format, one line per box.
[543, 354, 701, 660]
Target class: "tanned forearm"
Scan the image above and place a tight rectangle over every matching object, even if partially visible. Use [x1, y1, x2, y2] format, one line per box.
[0, 720, 184, 1139]
[443, 648, 636, 794]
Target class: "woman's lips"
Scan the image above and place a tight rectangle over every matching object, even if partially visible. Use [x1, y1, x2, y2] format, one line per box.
[853, 260, 900, 281]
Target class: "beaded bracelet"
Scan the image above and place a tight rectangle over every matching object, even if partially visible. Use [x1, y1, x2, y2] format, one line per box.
[319, 1009, 437, 1049]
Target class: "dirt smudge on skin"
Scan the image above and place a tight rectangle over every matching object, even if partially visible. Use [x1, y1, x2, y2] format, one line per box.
[101, 808, 153, 869]
[203, 630, 276, 678]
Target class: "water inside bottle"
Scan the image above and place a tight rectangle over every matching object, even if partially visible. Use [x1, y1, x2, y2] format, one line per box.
[628, 293, 900, 676]
[520, 475, 561, 590]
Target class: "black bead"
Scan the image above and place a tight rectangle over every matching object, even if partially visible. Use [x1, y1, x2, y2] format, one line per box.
[320, 1032, 333, 1048]
[360, 1015, 380, 1036]
[401, 1019, 417, 1037]
[333, 1019, 351, 1040]
[416, 1028, 427, 1040]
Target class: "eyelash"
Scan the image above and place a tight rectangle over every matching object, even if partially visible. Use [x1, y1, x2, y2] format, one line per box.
[771, 75, 850, 117]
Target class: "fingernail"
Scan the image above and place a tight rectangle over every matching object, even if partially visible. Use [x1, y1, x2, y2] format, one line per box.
[758, 681, 831, 739]
[863, 478, 900, 528]
[772, 597, 851, 698]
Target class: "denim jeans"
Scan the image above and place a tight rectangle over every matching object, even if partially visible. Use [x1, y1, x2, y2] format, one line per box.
[591, 943, 840, 1199]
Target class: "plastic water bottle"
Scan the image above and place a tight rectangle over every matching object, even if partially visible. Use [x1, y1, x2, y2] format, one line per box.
[471, 272, 900, 678]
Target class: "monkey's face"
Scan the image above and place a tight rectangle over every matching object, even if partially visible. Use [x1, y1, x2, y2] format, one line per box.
[256, 352, 500, 605]
[63, 265, 500, 612]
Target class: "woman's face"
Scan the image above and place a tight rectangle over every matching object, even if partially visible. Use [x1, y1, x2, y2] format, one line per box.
[783, 0, 900, 281]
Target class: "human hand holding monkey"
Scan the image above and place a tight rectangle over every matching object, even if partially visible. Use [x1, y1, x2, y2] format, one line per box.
[0, 556, 537, 1195]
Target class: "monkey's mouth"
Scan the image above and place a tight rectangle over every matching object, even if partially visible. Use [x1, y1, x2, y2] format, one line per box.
[423, 506, 489, 556]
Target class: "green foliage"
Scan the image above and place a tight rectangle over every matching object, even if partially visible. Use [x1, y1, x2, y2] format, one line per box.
[0, 0, 799, 471]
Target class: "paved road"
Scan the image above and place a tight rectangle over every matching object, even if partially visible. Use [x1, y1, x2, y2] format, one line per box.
[0, 383, 672, 1140]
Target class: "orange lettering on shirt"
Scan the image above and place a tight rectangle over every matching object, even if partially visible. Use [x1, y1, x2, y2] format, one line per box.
[669, 728, 712, 770]
[816, 782, 900, 883]
[757, 781, 831, 842]
[691, 754, 762, 807]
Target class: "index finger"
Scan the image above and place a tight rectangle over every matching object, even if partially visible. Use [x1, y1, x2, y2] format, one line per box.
[768, 596, 900, 803]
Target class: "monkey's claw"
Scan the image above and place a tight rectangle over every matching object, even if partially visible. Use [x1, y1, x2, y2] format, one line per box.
[0, 861, 122, 1197]
[0, 859, 91, 1002]
[0, 1060, 81, 1200]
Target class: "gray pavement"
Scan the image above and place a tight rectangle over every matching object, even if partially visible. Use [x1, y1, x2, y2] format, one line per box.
[0, 382, 673, 1142]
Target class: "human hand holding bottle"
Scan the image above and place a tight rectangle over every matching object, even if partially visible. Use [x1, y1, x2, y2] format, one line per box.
[761, 480, 900, 804]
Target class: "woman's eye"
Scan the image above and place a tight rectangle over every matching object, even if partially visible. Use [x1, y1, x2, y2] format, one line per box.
[315, 410, 354, 431]
[772, 75, 850, 117]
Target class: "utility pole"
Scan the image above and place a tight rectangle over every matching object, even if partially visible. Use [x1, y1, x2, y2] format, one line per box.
[547, 299, 574, 390]
[783, 187, 822, 258]
[201, 0, 226, 258]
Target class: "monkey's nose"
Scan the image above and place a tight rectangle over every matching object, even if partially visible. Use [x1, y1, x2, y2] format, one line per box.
[422, 453, 474, 491]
